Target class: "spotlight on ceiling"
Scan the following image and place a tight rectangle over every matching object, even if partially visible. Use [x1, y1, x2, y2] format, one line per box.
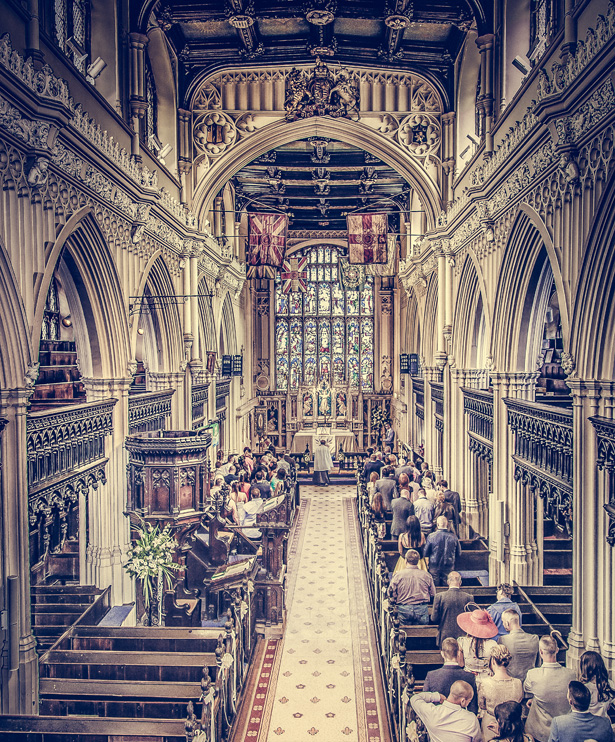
[61, 315, 72, 327]
[512, 55, 530, 75]
[137, 327, 144, 335]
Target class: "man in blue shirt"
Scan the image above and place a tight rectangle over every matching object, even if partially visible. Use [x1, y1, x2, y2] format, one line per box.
[548, 681, 613, 742]
[487, 583, 522, 636]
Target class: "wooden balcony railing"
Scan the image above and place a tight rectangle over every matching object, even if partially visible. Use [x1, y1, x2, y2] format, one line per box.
[27, 399, 116, 487]
[128, 389, 174, 434]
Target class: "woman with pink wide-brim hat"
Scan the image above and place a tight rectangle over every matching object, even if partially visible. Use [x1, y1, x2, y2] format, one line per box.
[456, 608, 499, 675]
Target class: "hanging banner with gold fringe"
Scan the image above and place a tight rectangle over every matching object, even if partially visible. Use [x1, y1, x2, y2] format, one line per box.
[346, 213, 388, 265]
[248, 213, 288, 268]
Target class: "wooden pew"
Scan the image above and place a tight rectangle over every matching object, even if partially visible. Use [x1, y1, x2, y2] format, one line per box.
[0, 715, 186, 740]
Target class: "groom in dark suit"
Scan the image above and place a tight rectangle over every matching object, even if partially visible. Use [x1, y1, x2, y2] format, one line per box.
[430, 571, 473, 647]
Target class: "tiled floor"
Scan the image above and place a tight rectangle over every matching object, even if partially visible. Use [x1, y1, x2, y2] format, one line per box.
[261, 484, 391, 742]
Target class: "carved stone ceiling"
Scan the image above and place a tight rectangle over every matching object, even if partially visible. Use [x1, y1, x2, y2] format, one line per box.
[232, 138, 409, 232]
[153, 1, 489, 104]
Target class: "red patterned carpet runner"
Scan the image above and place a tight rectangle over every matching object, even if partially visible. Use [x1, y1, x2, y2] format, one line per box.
[235, 485, 391, 742]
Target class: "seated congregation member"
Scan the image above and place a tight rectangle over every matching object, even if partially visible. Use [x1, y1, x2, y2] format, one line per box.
[375, 466, 397, 510]
[410, 680, 482, 742]
[548, 681, 614, 742]
[434, 492, 458, 532]
[487, 584, 522, 637]
[499, 608, 539, 682]
[414, 488, 436, 535]
[276, 467, 288, 494]
[491, 701, 533, 742]
[431, 571, 474, 647]
[578, 650, 615, 718]
[253, 469, 272, 499]
[524, 635, 575, 742]
[477, 646, 524, 742]
[424, 515, 462, 586]
[367, 470, 379, 505]
[395, 515, 425, 574]
[370, 492, 387, 539]
[390, 488, 414, 538]
[388, 549, 435, 625]
[456, 609, 499, 675]
[423, 637, 478, 714]
[239, 487, 264, 540]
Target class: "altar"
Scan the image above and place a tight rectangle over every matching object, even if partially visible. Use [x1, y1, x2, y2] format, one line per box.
[291, 427, 357, 455]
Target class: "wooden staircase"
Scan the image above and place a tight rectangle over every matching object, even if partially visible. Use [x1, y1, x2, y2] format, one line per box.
[31, 584, 103, 655]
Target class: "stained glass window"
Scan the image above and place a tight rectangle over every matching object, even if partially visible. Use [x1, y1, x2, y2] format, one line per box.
[275, 246, 374, 391]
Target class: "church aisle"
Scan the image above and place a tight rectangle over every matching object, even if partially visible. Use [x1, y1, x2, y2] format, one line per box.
[254, 484, 392, 742]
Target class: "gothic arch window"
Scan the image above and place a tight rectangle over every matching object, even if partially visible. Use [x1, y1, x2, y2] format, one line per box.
[274, 246, 374, 392]
[50, 0, 90, 73]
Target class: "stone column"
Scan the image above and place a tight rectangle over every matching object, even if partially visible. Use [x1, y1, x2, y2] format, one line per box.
[561, 0, 577, 60]
[177, 109, 192, 206]
[489, 372, 539, 584]
[190, 247, 201, 364]
[476, 34, 495, 155]
[0, 389, 38, 714]
[128, 33, 149, 158]
[148, 372, 187, 430]
[567, 379, 602, 665]
[423, 367, 441, 474]
[82, 379, 134, 607]
[450, 369, 474, 536]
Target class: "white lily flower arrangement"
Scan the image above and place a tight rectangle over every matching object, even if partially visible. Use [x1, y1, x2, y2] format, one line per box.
[124, 521, 181, 614]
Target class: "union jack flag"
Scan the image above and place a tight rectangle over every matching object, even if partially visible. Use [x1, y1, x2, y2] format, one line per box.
[248, 213, 288, 268]
[280, 256, 308, 294]
[346, 213, 388, 265]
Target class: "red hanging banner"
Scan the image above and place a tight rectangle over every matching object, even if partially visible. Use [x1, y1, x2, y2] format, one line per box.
[248, 213, 288, 268]
[280, 256, 308, 293]
[346, 213, 388, 265]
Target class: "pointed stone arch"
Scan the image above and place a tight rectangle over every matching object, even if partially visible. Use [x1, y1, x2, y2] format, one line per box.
[571, 174, 615, 378]
[33, 209, 130, 380]
[132, 251, 183, 375]
[453, 253, 491, 369]
[192, 117, 442, 233]
[421, 273, 439, 366]
[0, 238, 33, 389]
[492, 205, 569, 373]
[219, 292, 238, 356]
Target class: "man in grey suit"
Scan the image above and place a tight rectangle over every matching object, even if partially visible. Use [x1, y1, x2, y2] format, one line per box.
[430, 572, 473, 647]
[500, 608, 539, 682]
[524, 635, 575, 742]
[375, 466, 397, 510]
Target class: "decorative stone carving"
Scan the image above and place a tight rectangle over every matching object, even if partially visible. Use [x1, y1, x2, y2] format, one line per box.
[284, 57, 359, 121]
[257, 296, 270, 316]
[560, 352, 575, 376]
[381, 294, 393, 315]
[194, 111, 237, 156]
